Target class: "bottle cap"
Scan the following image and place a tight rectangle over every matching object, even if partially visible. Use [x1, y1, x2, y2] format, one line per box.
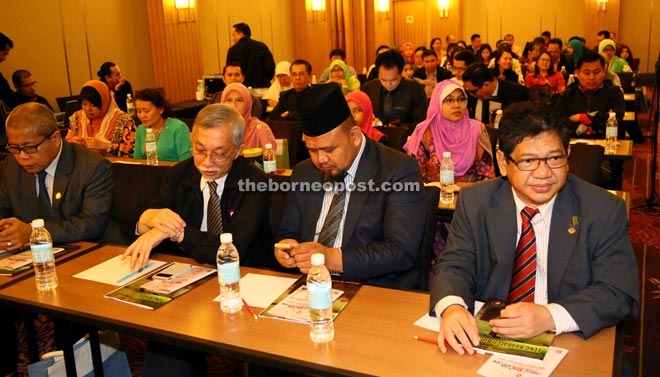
[220, 233, 233, 243]
[442, 151, 451, 158]
[265, 143, 272, 149]
[496, 109, 502, 114]
[31, 219, 45, 228]
[311, 253, 325, 266]
[609, 111, 615, 117]
[146, 128, 153, 133]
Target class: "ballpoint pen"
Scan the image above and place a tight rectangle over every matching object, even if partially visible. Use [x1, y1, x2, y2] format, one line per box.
[116, 263, 153, 284]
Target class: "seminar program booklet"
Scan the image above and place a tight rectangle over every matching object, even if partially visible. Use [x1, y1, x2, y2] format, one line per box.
[104, 262, 216, 310]
[259, 275, 361, 323]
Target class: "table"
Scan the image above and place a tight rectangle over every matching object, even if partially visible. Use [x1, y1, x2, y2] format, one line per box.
[170, 99, 208, 120]
[570, 139, 633, 190]
[0, 244, 618, 376]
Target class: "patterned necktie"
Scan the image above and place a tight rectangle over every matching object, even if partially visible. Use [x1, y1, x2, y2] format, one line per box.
[206, 180, 223, 236]
[508, 206, 539, 303]
[317, 189, 346, 247]
[37, 171, 53, 218]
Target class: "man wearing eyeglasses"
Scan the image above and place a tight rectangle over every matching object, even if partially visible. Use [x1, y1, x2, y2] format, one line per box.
[269, 59, 313, 121]
[123, 103, 273, 270]
[11, 69, 54, 111]
[430, 102, 638, 355]
[0, 102, 112, 251]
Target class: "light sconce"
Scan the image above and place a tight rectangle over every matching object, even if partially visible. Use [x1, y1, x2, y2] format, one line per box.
[376, 0, 390, 21]
[311, 0, 327, 22]
[438, 0, 450, 18]
[174, 0, 196, 23]
[596, 0, 608, 12]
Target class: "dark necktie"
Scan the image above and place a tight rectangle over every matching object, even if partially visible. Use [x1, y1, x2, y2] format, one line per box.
[206, 180, 223, 236]
[508, 207, 539, 303]
[481, 98, 490, 124]
[383, 91, 394, 119]
[37, 171, 53, 219]
[317, 189, 346, 247]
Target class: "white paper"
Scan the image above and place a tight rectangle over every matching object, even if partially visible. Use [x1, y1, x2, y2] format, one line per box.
[477, 346, 569, 377]
[73, 255, 166, 286]
[212, 273, 298, 307]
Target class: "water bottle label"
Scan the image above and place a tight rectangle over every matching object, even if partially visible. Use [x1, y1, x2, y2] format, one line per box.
[606, 127, 617, 138]
[218, 261, 240, 284]
[31, 243, 54, 263]
[440, 171, 454, 184]
[146, 142, 157, 152]
[263, 160, 276, 173]
[307, 281, 332, 309]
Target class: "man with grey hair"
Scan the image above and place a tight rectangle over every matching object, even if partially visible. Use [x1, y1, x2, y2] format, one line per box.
[123, 103, 273, 269]
[0, 102, 112, 248]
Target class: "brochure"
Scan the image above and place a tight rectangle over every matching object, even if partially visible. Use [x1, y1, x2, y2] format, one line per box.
[259, 276, 360, 323]
[0, 247, 66, 276]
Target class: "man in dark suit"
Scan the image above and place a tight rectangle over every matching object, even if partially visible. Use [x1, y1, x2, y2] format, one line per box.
[123, 103, 273, 269]
[430, 102, 639, 356]
[269, 59, 312, 121]
[362, 50, 427, 134]
[226, 22, 275, 95]
[0, 102, 112, 376]
[275, 83, 427, 289]
[462, 63, 530, 124]
[412, 49, 454, 98]
[12, 69, 54, 111]
[98, 61, 133, 113]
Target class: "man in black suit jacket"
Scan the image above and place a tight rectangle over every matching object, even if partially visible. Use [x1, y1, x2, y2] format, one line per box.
[269, 59, 312, 121]
[123, 103, 273, 269]
[462, 63, 530, 124]
[0, 102, 112, 376]
[412, 49, 454, 98]
[362, 50, 427, 134]
[275, 83, 427, 289]
[226, 22, 275, 92]
[98, 61, 133, 113]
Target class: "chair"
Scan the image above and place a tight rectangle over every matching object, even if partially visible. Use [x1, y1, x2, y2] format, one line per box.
[617, 72, 634, 94]
[413, 185, 440, 291]
[56, 95, 79, 112]
[63, 100, 82, 128]
[486, 127, 501, 177]
[379, 126, 408, 152]
[267, 120, 305, 167]
[568, 143, 605, 186]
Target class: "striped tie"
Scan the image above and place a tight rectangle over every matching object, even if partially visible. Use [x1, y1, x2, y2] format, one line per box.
[508, 206, 539, 303]
[317, 189, 346, 247]
[206, 180, 223, 236]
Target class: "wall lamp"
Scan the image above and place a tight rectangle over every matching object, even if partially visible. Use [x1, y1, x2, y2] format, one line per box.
[438, 0, 449, 18]
[596, 0, 608, 12]
[311, 0, 326, 22]
[175, 0, 196, 23]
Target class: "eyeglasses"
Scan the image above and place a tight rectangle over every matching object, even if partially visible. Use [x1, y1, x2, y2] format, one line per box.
[6, 131, 55, 155]
[442, 96, 468, 105]
[464, 85, 481, 96]
[508, 155, 568, 171]
[191, 148, 235, 163]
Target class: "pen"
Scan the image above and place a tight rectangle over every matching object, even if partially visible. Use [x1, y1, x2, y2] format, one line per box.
[413, 336, 481, 354]
[116, 263, 153, 284]
[242, 298, 258, 319]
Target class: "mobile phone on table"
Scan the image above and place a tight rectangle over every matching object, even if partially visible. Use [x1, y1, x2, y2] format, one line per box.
[153, 263, 192, 280]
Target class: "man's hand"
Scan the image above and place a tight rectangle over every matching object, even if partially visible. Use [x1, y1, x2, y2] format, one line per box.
[114, 78, 126, 91]
[489, 302, 555, 339]
[121, 228, 169, 269]
[290, 242, 341, 273]
[437, 305, 480, 355]
[274, 238, 299, 269]
[138, 209, 186, 237]
[0, 218, 33, 251]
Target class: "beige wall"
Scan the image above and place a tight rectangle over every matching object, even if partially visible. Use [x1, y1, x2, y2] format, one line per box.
[1, 0, 154, 111]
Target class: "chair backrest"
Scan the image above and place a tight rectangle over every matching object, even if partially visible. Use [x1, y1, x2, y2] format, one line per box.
[266, 120, 305, 167]
[617, 72, 634, 93]
[486, 126, 501, 177]
[414, 185, 440, 291]
[379, 126, 408, 152]
[568, 143, 605, 186]
[56, 95, 79, 112]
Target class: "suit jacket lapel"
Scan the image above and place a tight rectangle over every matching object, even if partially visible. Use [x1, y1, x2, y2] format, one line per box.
[486, 179, 518, 298]
[342, 139, 378, 247]
[183, 164, 204, 228]
[51, 142, 74, 215]
[547, 183, 579, 299]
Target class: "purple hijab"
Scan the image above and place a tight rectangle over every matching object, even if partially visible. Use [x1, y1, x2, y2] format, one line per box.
[404, 80, 482, 176]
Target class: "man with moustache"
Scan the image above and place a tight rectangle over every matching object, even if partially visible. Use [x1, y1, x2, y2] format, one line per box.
[269, 59, 313, 121]
[275, 83, 427, 289]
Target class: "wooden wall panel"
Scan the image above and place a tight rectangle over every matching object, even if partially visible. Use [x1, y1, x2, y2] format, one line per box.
[291, 0, 333, 79]
[583, 0, 620, 50]
[428, 0, 462, 50]
[146, 0, 203, 102]
[393, 0, 426, 49]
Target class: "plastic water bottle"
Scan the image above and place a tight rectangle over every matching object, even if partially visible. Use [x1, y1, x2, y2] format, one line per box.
[307, 253, 334, 343]
[263, 143, 276, 173]
[439, 151, 455, 204]
[145, 128, 158, 165]
[217, 233, 242, 313]
[29, 219, 58, 292]
[126, 94, 135, 118]
[493, 109, 503, 129]
[605, 112, 618, 154]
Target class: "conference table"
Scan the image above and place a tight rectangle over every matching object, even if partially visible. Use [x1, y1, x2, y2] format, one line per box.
[0, 244, 619, 376]
[570, 138, 633, 190]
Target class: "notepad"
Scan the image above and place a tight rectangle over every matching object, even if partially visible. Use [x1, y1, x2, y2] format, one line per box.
[74, 255, 166, 286]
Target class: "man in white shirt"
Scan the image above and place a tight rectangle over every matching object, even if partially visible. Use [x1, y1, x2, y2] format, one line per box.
[430, 102, 639, 355]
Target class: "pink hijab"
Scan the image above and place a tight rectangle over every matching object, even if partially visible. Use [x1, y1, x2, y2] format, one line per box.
[404, 80, 482, 176]
[345, 91, 385, 142]
[221, 83, 276, 152]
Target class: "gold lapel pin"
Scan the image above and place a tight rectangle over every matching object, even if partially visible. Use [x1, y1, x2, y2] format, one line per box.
[568, 216, 579, 234]
[55, 192, 62, 200]
[568, 227, 576, 234]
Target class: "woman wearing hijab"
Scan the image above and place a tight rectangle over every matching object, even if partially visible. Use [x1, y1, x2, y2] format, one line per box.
[599, 39, 632, 73]
[345, 91, 385, 143]
[404, 80, 494, 278]
[220, 83, 277, 152]
[566, 38, 584, 74]
[67, 80, 136, 156]
[400, 42, 415, 63]
[327, 60, 360, 95]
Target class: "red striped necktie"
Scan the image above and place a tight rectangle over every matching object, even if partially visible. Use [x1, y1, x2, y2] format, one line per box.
[508, 206, 540, 303]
